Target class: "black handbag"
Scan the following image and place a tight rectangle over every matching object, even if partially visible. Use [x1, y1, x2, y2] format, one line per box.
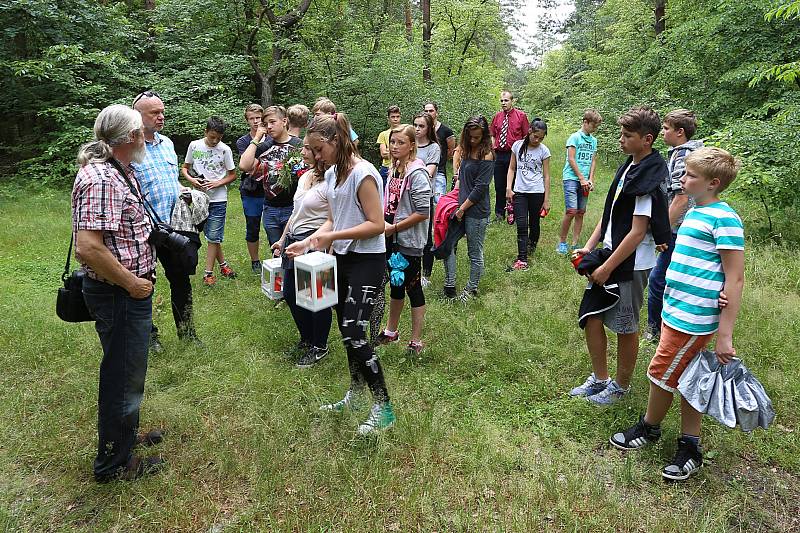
[56, 233, 94, 323]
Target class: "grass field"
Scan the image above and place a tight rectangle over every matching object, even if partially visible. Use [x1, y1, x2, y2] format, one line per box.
[1, 131, 799, 532]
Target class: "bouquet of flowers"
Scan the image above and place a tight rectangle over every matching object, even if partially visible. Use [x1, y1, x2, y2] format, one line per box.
[262, 149, 307, 198]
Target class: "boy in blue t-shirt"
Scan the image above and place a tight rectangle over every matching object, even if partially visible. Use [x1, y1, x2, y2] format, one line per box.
[558, 109, 602, 254]
[608, 147, 745, 482]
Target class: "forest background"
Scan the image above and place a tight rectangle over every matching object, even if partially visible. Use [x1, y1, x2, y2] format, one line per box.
[1, 0, 799, 242]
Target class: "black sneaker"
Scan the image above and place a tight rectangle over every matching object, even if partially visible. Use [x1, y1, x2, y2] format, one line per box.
[251, 260, 262, 275]
[662, 437, 703, 481]
[148, 334, 164, 355]
[297, 345, 329, 368]
[284, 340, 309, 359]
[609, 415, 662, 450]
[442, 285, 457, 299]
[458, 287, 478, 303]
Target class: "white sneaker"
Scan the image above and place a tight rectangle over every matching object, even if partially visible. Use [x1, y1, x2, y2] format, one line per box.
[357, 402, 396, 435]
[320, 389, 359, 412]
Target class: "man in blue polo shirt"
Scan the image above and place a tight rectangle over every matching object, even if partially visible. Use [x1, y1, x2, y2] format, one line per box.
[132, 90, 200, 349]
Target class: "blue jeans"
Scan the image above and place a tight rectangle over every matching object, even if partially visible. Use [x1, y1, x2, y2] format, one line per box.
[433, 171, 448, 205]
[443, 215, 489, 291]
[262, 205, 294, 246]
[82, 277, 152, 481]
[204, 201, 227, 243]
[647, 232, 677, 334]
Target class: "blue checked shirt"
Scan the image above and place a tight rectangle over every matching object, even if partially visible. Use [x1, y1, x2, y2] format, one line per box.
[132, 131, 182, 223]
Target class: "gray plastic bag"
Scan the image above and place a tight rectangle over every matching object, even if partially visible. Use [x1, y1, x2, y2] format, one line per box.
[677, 350, 776, 432]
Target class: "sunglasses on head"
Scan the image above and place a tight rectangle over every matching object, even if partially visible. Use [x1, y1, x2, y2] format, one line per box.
[133, 89, 160, 107]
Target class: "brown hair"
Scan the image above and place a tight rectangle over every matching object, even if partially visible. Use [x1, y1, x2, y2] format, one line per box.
[387, 105, 401, 116]
[244, 104, 263, 118]
[307, 113, 357, 185]
[413, 112, 437, 145]
[312, 97, 337, 115]
[263, 105, 287, 120]
[389, 124, 417, 175]
[583, 108, 602, 125]
[458, 116, 493, 161]
[617, 106, 661, 140]
[301, 135, 327, 187]
[287, 104, 310, 129]
[663, 109, 697, 139]
[684, 147, 740, 193]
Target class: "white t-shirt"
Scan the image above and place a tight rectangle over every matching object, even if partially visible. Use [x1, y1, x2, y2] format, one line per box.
[602, 163, 657, 271]
[185, 139, 235, 203]
[288, 172, 329, 236]
[511, 140, 550, 193]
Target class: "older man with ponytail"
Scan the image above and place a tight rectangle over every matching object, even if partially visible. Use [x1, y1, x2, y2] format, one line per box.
[73, 104, 166, 482]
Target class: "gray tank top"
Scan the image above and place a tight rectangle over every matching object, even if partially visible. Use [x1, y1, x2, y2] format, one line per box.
[326, 160, 386, 255]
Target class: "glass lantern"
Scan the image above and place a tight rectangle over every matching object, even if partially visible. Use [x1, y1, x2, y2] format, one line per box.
[261, 257, 284, 300]
[293, 251, 337, 311]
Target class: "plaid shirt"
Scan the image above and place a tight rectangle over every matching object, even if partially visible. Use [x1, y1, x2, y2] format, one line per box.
[170, 189, 210, 232]
[131, 131, 182, 223]
[72, 160, 156, 281]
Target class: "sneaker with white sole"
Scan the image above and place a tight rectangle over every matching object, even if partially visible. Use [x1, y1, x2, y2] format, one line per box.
[662, 437, 703, 481]
[609, 415, 662, 450]
[586, 380, 630, 405]
[320, 389, 361, 412]
[357, 402, 396, 435]
[377, 329, 400, 345]
[420, 276, 431, 289]
[505, 259, 529, 272]
[569, 373, 610, 397]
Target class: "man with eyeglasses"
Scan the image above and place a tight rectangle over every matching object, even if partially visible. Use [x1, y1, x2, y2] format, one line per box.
[132, 90, 201, 350]
[490, 91, 530, 222]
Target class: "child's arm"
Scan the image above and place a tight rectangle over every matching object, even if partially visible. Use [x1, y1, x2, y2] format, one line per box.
[576, 219, 603, 255]
[181, 162, 207, 191]
[379, 140, 389, 160]
[239, 125, 269, 173]
[567, 146, 588, 187]
[589, 215, 649, 285]
[505, 152, 517, 201]
[542, 156, 551, 212]
[207, 169, 237, 189]
[668, 193, 689, 226]
[715, 249, 745, 363]
[588, 152, 598, 189]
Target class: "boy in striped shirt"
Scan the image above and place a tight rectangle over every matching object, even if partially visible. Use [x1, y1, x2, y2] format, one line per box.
[608, 147, 745, 481]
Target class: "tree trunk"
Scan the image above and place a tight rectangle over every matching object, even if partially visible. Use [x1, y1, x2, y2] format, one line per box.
[654, 0, 666, 35]
[422, 0, 431, 81]
[144, 0, 155, 9]
[404, 0, 413, 42]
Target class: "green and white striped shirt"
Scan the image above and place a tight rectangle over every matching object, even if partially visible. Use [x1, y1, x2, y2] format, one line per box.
[662, 202, 744, 335]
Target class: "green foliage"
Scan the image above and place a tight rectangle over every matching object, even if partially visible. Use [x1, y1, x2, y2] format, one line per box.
[522, 0, 800, 240]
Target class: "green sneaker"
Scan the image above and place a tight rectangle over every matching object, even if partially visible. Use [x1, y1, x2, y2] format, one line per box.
[357, 402, 396, 435]
[320, 389, 361, 412]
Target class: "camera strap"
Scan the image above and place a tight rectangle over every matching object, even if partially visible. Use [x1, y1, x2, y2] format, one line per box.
[107, 158, 165, 226]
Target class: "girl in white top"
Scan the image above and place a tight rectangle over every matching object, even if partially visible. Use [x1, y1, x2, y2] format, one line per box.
[505, 118, 551, 271]
[273, 137, 332, 368]
[286, 113, 395, 435]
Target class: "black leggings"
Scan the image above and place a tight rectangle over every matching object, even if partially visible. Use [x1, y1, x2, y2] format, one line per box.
[388, 252, 425, 308]
[513, 192, 545, 261]
[336, 252, 390, 402]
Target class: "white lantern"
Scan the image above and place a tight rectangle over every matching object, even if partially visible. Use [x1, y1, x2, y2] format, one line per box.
[293, 251, 338, 311]
[261, 258, 284, 300]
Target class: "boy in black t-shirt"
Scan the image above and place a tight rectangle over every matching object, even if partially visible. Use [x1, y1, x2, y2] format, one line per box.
[239, 105, 302, 246]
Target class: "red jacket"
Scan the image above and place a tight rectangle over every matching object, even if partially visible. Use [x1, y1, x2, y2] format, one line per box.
[433, 189, 460, 248]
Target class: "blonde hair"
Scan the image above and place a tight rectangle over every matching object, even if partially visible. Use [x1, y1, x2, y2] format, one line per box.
[244, 104, 263, 117]
[311, 97, 337, 115]
[684, 147, 740, 193]
[287, 104, 310, 129]
[263, 105, 287, 120]
[76, 104, 142, 166]
[389, 124, 417, 174]
[663, 109, 698, 139]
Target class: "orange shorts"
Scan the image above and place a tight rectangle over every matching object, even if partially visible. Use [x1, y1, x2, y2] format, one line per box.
[647, 324, 714, 393]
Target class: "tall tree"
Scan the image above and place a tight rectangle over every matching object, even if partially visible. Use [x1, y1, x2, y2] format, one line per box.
[422, 0, 432, 81]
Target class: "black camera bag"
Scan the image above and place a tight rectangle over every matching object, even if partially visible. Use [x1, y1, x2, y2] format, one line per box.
[56, 233, 94, 323]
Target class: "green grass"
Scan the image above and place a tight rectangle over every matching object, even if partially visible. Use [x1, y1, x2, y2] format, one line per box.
[1, 135, 799, 532]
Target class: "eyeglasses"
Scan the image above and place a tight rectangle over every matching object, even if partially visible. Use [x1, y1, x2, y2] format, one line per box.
[133, 88, 159, 107]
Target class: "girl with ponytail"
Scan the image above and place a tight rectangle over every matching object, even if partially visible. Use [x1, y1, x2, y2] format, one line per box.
[286, 112, 396, 435]
[505, 118, 551, 271]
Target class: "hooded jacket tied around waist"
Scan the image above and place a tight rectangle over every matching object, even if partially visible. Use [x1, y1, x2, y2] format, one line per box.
[600, 150, 670, 282]
[383, 158, 432, 256]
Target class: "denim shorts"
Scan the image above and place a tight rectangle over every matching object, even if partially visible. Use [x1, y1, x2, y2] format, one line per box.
[563, 179, 588, 214]
[204, 201, 227, 243]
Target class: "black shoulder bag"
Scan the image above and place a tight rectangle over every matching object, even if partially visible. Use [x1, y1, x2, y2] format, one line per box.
[56, 232, 94, 323]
